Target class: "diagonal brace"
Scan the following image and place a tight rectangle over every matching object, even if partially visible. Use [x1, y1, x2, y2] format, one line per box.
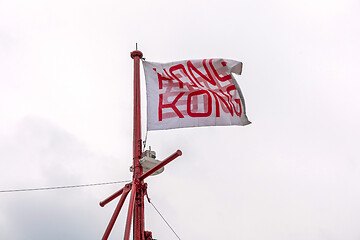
[139, 150, 182, 181]
[100, 183, 132, 207]
[102, 183, 132, 240]
[124, 182, 137, 240]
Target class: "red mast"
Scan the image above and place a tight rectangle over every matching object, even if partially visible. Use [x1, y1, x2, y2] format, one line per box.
[130, 49, 145, 239]
[100, 49, 182, 240]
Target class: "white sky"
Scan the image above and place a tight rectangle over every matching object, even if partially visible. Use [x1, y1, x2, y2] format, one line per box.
[1, 0, 360, 239]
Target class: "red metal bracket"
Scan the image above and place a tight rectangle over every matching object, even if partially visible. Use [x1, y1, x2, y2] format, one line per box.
[100, 183, 133, 207]
[139, 150, 182, 181]
[102, 183, 132, 240]
[144, 231, 153, 240]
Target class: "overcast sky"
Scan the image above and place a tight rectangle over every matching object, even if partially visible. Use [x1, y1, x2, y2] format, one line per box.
[1, 0, 360, 239]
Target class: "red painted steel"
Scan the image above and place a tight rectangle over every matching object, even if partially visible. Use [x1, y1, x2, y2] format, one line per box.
[134, 181, 145, 239]
[124, 182, 137, 240]
[102, 184, 132, 240]
[130, 50, 144, 240]
[100, 184, 129, 207]
[100, 49, 182, 240]
[131, 50, 143, 179]
[139, 150, 182, 181]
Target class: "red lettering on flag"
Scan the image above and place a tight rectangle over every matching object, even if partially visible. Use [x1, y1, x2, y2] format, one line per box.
[226, 85, 242, 117]
[187, 60, 217, 87]
[158, 92, 185, 121]
[210, 59, 232, 82]
[187, 90, 212, 117]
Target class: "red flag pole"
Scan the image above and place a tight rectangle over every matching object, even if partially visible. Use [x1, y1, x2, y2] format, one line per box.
[130, 49, 144, 240]
[100, 49, 183, 240]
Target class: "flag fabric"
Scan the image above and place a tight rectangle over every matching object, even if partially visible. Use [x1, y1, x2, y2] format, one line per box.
[143, 58, 251, 131]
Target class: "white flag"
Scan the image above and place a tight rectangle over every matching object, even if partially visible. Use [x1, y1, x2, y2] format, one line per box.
[143, 59, 251, 130]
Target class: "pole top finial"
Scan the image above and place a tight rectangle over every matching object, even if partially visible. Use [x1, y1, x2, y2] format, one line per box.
[131, 50, 143, 59]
